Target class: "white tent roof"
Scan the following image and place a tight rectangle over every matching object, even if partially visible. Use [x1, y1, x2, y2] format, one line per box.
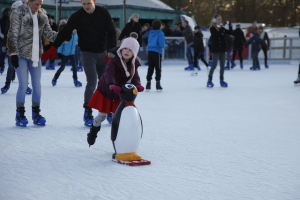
[7, 0, 173, 10]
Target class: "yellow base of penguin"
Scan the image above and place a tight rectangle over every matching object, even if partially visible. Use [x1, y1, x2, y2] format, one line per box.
[115, 152, 142, 161]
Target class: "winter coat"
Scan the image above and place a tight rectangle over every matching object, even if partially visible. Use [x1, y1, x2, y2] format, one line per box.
[119, 20, 142, 46]
[7, 3, 57, 59]
[209, 25, 232, 53]
[0, 15, 9, 42]
[97, 56, 141, 101]
[57, 33, 78, 56]
[53, 6, 116, 53]
[1, 16, 10, 47]
[245, 35, 266, 52]
[225, 35, 233, 52]
[194, 31, 205, 52]
[246, 26, 258, 37]
[172, 29, 182, 37]
[232, 28, 246, 49]
[182, 25, 194, 45]
[258, 31, 270, 46]
[147, 30, 165, 55]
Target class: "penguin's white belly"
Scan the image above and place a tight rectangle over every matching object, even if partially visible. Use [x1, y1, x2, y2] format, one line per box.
[114, 106, 142, 153]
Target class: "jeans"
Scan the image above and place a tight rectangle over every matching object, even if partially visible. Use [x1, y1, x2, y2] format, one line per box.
[186, 45, 194, 64]
[16, 57, 42, 107]
[0, 40, 6, 68]
[55, 55, 78, 80]
[252, 50, 260, 66]
[5, 55, 15, 85]
[226, 50, 232, 65]
[209, 52, 225, 80]
[75, 45, 81, 66]
[81, 51, 106, 107]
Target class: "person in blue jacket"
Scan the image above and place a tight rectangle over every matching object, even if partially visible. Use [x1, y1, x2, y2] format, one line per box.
[244, 30, 266, 70]
[52, 20, 82, 87]
[146, 19, 165, 91]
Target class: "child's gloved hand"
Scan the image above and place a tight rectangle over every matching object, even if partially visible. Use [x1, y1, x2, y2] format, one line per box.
[110, 85, 121, 94]
[136, 85, 144, 92]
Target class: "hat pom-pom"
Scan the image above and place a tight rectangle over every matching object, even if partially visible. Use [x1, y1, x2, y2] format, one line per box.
[126, 71, 130, 77]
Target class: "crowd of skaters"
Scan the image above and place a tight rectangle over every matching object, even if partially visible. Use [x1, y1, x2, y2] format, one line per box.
[0, 0, 299, 131]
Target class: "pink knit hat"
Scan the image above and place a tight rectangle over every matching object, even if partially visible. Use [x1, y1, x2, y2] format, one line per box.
[117, 37, 140, 82]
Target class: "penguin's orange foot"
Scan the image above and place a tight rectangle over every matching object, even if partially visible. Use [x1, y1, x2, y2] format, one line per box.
[115, 152, 142, 161]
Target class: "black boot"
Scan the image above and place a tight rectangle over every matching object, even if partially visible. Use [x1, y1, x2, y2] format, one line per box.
[146, 81, 151, 91]
[87, 124, 101, 147]
[156, 81, 163, 91]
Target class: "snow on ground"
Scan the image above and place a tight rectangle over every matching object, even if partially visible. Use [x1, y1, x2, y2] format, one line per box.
[0, 60, 300, 200]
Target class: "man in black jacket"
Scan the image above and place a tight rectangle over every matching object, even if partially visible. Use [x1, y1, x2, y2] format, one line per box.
[42, 0, 117, 127]
[182, 20, 198, 70]
[231, 23, 246, 69]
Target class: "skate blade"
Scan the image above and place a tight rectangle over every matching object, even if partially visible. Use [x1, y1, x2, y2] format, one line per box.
[16, 122, 28, 127]
[33, 122, 46, 126]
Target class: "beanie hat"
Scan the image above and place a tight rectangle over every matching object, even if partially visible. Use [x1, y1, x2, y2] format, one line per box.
[117, 37, 140, 81]
[258, 25, 264, 29]
[1, 8, 9, 13]
[236, 22, 241, 26]
[11, 1, 23, 9]
[250, 30, 256, 35]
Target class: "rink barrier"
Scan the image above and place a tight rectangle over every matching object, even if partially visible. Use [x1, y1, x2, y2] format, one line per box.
[159, 37, 300, 61]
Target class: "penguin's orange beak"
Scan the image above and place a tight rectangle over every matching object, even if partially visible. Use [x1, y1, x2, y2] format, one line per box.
[133, 89, 138, 95]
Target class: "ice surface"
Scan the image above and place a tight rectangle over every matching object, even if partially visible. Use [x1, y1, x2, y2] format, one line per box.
[0, 60, 300, 200]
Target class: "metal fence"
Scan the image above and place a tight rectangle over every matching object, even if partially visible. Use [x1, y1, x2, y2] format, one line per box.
[159, 37, 300, 61]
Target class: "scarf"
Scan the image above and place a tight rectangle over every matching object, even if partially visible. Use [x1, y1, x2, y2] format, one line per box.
[29, 8, 39, 67]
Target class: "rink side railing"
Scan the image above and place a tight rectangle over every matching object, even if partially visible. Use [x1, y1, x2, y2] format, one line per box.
[158, 37, 300, 61]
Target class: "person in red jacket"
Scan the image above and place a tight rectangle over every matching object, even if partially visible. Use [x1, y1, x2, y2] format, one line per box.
[86, 37, 144, 147]
[246, 20, 258, 37]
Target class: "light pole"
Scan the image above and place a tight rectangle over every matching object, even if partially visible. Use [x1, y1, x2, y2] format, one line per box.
[123, 0, 126, 29]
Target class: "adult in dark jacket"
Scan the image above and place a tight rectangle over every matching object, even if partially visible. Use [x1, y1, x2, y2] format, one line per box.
[207, 14, 232, 88]
[258, 25, 270, 68]
[142, 23, 152, 46]
[231, 23, 246, 69]
[0, 8, 9, 73]
[172, 24, 182, 36]
[244, 30, 266, 70]
[182, 20, 197, 70]
[41, 0, 117, 127]
[118, 13, 142, 46]
[192, 26, 208, 74]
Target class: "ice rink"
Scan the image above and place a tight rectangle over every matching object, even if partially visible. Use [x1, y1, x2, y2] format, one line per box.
[0, 60, 299, 200]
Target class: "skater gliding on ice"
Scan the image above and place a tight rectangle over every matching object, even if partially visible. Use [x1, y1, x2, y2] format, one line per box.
[258, 25, 270, 69]
[7, 0, 58, 127]
[244, 31, 266, 70]
[51, 20, 82, 87]
[41, 0, 117, 127]
[207, 14, 232, 88]
[86, 37, 144, 147]
[231, 22, 246, 69]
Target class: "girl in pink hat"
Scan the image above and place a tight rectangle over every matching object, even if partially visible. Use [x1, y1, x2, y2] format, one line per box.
[86, 37, 144, 146]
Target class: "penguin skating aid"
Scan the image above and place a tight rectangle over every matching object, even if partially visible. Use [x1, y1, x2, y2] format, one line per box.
[111, 84, 150, 166]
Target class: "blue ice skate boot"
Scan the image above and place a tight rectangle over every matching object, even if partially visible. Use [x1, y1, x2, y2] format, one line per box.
[220, 79, 228, 87]
[250, 66, 256, 70]
[74, 79, 82, 87]
[240, 63, 243, 69]
[52, 77, 57, 87]
[197, 65, 201, 71]
[231, 62, 236, 69]
[207, 78, 214, 88]
[208, 61, 212, 67]
[77, 65, 83, 72]
[26, 87, 32, 94]
[225, 63, 230, 70]
[256, 65, 261, 70]
[16, 107, 29, 127]
[265, 64, 269, 69]
[83, 106, 94, 127]
[70, 67, 73, 71]
[66, 60, 71, 66]
[184, 63, 194, 71]
[1, 83, 10, 94]
[0, 66, 4, 74]
[32, 106, 46, 126]
[107, 112, 113, 124]
[144, 62, 149, 66]
[46, 62, 55, 70]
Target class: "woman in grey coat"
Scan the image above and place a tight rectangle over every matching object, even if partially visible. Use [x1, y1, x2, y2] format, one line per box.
[7, 0, 57, 127]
